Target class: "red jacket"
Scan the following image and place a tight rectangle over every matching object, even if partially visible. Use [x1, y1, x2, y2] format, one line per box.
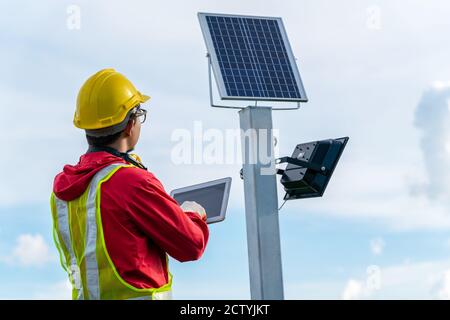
[53, 151, 209, 289]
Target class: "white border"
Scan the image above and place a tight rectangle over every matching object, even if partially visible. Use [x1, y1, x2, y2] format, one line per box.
[198, 12, 308, 102]
[170, 177, 232, 224]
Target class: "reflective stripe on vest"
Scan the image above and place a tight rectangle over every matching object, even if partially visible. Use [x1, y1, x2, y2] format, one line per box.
[50, 163, 173, 300]
[55, 199, 84, 299]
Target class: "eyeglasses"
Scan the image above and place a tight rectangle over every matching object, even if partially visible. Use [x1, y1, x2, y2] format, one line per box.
[133, 108, 147, 124]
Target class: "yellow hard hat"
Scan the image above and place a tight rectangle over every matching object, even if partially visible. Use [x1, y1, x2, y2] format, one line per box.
[74, 68, 150, 130]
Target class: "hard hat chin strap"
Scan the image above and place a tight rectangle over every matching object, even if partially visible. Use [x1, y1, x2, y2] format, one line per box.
[87, 145, 148, 171]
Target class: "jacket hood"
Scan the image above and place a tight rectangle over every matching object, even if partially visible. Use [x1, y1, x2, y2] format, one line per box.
[53, 151, 127, 201]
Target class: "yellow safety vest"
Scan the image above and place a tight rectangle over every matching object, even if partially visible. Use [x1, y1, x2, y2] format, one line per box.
[50, 163, 173, 300]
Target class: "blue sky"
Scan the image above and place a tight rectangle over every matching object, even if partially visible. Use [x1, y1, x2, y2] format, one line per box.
[1, 0, 450, 299]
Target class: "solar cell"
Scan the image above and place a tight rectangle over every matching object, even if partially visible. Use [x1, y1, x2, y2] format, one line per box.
[199, 13, 307, 102]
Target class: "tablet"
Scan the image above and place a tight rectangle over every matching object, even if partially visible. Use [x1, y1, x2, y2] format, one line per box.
[170, 177, 232, 224]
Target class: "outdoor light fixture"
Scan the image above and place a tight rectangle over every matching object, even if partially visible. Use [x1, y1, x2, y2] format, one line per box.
[276, 137, 349, 200]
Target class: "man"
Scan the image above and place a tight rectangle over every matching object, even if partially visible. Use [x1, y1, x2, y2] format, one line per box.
[50, 68, 209, 300]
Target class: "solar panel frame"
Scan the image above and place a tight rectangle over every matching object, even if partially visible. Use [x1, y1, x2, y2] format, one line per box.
[198, 12, 308, 102]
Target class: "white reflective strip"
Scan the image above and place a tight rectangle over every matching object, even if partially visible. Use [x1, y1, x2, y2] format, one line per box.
[127, 296, 152, 300]
[153, 290, 173, 300]
[55, 197, 84, 300]
[126, 290, 172, 300]
[84, 163, 124, 300]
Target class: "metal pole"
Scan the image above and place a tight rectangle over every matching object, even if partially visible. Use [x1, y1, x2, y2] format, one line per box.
[239, 106, 284, 300]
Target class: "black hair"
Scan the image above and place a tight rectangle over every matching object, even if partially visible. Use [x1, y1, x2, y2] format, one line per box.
[84, 105, 140, 147]
[85, 130, 124, 147]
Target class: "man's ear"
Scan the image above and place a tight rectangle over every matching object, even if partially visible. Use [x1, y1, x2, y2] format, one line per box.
[123, 119, 135, 136]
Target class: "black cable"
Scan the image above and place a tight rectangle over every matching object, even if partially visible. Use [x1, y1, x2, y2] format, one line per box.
[87, 145, 148, 170]
[278, 199, 287, 211]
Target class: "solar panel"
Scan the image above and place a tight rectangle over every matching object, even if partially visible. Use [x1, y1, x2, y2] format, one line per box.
[198, 12, 307, 102]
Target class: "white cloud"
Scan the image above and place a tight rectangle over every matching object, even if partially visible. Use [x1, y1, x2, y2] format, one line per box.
[341, 279, 365, 300]
[339, 259, 450, 300]
[287, 259, 450, 299]
[341, 266, 381, 300]
[1, 234, 53, 267]
[32, 279, 72, 300]
[370, 238, 385, 256]
[286, 160, 450, 231]
[431, 81, 450, 90]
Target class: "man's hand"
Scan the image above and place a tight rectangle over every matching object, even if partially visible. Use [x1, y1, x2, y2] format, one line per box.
[180, 201, 207, 221]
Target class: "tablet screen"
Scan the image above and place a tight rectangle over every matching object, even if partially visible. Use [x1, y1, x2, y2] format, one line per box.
[172, 182, 226, 220]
